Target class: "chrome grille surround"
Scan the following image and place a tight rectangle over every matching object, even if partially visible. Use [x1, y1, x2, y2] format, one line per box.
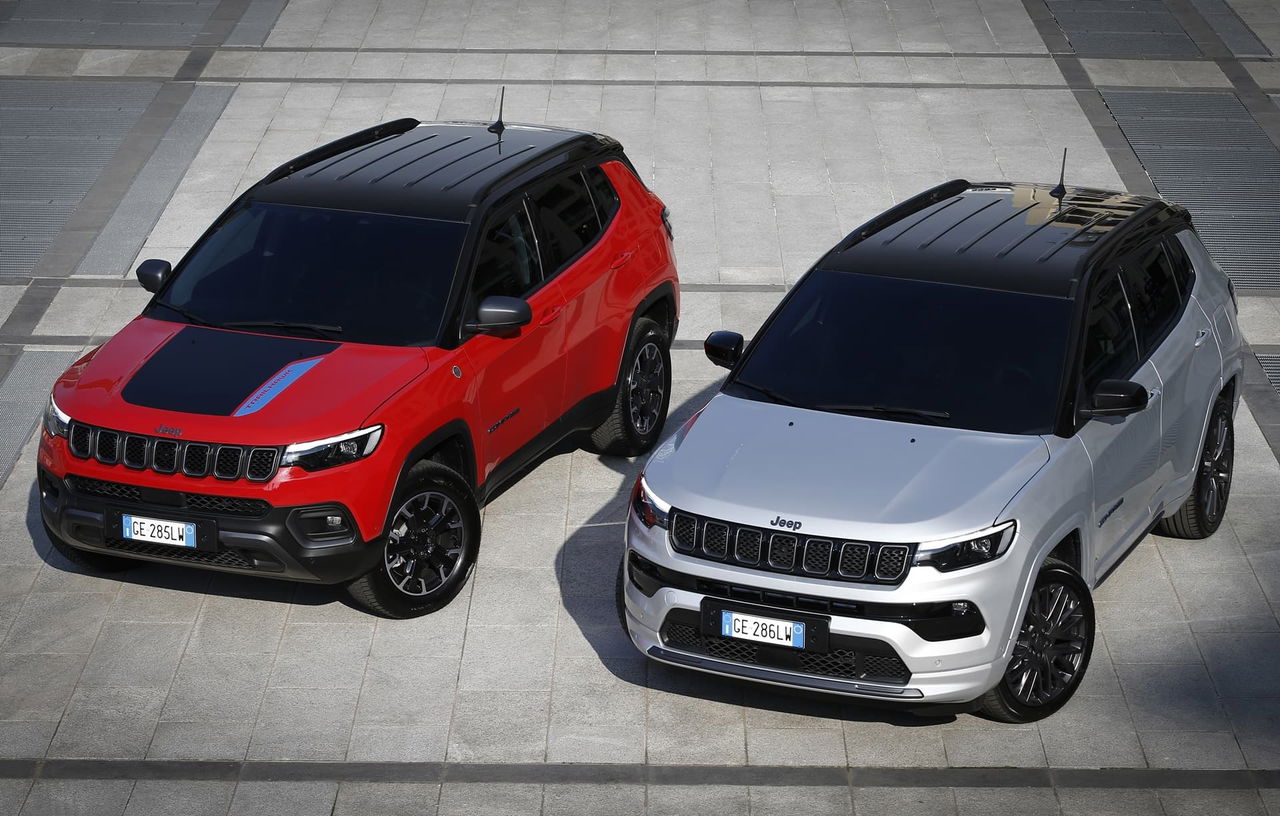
[667, 510, 915, 585]
[66, 421, 282, 483]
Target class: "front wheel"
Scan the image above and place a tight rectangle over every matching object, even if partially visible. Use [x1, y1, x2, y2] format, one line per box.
[587, 316, 672, 457]
[347, 461, 480, 618]
[979, 559, 1094, 723]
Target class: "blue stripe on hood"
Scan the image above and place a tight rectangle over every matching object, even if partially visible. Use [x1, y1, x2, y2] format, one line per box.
[233, 357, 323, 417]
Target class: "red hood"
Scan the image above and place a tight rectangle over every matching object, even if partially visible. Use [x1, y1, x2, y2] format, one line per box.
[53, 317, 429, 446]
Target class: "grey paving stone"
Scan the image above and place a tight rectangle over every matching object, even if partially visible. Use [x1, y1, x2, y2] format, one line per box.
[122, 781, 235, 816]
[0, 779, 31, 816]
[436, 783, 541, 816]
[1115, 663, 1231, 732]
[1159, 789, 1268, 816]
[647, 785, 750, 816]
[1197, 633, 1280, 698]
[19, 780, 133, 816]
[542, 784, 644, 816]
[0, 651, 84, 721]
[1138, 730, 1246, 769]
[1037, 693, 1146, 768]
[268, 622, 372, 691]
[1223, 697, 1280, 768]
[746, 726, 847, 766]
[48, 686, 165, 759]
[748, 786, 852, 816]
[458, 624, 555, 692]
[1, 591, 114, 654]
[78, 620, 188, 688]
[346, 723, 449, 762]
[853, 787, 957, 816]
[447, 690, 549, 762]
[953, 787, 1059, 816]
[354, 654, 459, 727]
[147, 719, 253, 761]
[1059, 788, 1163, 816]
[227, 782, 338, 816]
[332, 783, 439, 816]
[246, 688, 358, 761]
[0, 721, 55, 759]
[943, 728, 1048, 767]
[160, 651, 272, 724]
[843, 717, 949, 767]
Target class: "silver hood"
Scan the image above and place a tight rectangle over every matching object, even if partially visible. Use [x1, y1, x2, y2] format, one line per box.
[645, 393, 1050, 543]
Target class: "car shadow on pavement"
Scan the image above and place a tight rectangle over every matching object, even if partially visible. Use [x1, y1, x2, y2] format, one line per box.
[553, 379, 960, 727]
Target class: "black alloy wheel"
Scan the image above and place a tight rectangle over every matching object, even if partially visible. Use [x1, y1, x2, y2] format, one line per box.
[627, 340, 666, 437]
[1156, 395, 1234, 539]
[384, 491, 465, 597]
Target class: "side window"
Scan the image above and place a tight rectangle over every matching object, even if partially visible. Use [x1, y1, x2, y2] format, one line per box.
[470, 205, 541, 305]
[529, 172, 601, 275]
[583, 165, 620, 224]
[1162, 235, 1195, 300]
[1080, 271, 1140, 399]
[1118, 244, 1182, 357]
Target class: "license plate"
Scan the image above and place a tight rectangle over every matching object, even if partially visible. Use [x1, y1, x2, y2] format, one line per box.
[121, 514, 197, 548]
[720, 610, 805, 649]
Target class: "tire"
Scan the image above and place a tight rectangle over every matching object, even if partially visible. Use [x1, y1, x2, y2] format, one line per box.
[979, 558, 1095, 723]
[43, 520, 132, 573]
[587, 316, 672, 457]
[1156, 396, 1233, 539]
[347, 461, 480, 618]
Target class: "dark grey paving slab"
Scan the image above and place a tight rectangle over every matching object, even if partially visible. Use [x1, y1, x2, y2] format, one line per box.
[1046, 0, 1201, 55]
[1192, 0, 1273, 55]
[0, 0, 217, 47]
[0, 349, 80, 478]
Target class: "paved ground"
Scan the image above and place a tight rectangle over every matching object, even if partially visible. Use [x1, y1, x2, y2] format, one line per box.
[3, 0, 1280, 813]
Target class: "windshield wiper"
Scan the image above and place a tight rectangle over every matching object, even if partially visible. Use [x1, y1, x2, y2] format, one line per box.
[732, 379, 801, 407]
[153, 300, 218, 328]
[224, 320, 344, 339]
[814, 403, 952, 424]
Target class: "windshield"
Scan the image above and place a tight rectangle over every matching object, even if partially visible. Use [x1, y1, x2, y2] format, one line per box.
[730, 269, 1071, 435]
[150, 202, 467, 346]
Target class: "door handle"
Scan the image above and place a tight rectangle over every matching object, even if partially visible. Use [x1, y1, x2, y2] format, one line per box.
[539, 306, 563, 326]
[1194, 328, 1210, 347]
[609, 250, 634, 270]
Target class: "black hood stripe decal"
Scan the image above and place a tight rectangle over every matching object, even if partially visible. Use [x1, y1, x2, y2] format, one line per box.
[122, 326, 338, 416]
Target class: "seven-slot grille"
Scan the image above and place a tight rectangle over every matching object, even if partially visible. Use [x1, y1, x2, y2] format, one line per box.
[669, 510, 914, 585]
[68, 422, 280, 483]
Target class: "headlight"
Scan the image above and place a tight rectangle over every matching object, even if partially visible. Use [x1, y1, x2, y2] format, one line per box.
[630, 474, 670, 529]
[914, 521, 1016, 572]
[43, 395, 70, 438]
[280, 426, 382, 472]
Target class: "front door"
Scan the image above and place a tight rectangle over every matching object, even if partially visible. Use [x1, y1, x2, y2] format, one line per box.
[1074, 269, 1162, 574]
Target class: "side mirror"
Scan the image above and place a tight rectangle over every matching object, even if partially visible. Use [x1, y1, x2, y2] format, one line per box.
[465, 295, 532, 335]
[704, 330, 744, 369]
[1084, 379, 1149, 418]
[136, 259, 171, 294]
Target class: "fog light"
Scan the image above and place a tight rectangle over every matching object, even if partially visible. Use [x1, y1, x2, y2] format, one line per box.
[326, 515, 343, 528]
[951, 601, 973, 615]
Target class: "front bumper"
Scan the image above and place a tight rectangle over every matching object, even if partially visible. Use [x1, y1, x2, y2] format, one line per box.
[622, 513, 1017, 706]
[38, 466, 381, 584]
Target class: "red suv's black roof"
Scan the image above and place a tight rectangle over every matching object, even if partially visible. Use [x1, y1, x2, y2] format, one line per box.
[821, 182, 1184, 299]
[248, 121, 618, 222]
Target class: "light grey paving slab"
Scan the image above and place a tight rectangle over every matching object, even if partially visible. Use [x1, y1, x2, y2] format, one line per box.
[332, 783, 440, 816]
[1057, 787, 1162, 816]
[853, 787, 957, 816]
[246, 688, 358, 760]
[543, 784, 644, 816]
[446, 690, 550, 762]
[19, 780, 133, 816]
[748, 785, 852, 816]
[160, 651, 273, 724]
[122, 781, 235, 816]
[227, 781, 338, 816]
[648, 785, 750, 816]
[1138, 730, 1247, 769]
[48, 685, 166, 759]
[1160, 788, 1268, 816]
[78, 620, 188, 688]
[146, 720, 254, 761]
[436, 783, 541, 816]
[953, 787, 1059, 816]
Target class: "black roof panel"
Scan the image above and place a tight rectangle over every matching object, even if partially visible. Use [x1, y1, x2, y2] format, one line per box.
[248, 122, 610, 222]
[822, 183, 1172, 299]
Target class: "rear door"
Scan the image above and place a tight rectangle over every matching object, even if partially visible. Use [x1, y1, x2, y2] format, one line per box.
[1074, 268, 1163, 573]
[527, 167, 621, 411]
[458, 201, 567, 486]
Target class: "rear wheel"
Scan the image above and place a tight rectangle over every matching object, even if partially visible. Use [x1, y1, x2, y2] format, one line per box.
[588, 317, 672, 457]
[979, 558, 1094, 723]
[43, 520, 132, 572]
[347, 461, 480, 618]
[1156, 396, 1233, 539]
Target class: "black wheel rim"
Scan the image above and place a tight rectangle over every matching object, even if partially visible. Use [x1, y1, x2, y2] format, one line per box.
[627, 341, 664, 437]
[1004, 580, 1089, 707]
[384, 491, 465, 597]
[1198, 411, 1233, 525]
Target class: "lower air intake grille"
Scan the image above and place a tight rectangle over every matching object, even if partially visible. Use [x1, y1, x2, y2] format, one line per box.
[660, 614, 911, 685]
[69, 476, 271, 518]
[668, 510, 914, 585]
[103, 536, 254, 569]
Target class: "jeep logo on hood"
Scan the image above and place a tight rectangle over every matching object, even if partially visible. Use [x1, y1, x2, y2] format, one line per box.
[770, 515, 802, 531]
[154, 424, 183, 437]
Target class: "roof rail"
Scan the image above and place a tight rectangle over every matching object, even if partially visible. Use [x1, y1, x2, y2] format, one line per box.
[831, 178, 971, 254]
[260, 117, 421, 184]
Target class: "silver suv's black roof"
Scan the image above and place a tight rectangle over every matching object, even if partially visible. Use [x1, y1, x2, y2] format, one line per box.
[247, 121, 620, 222]
[821, 181, 1185, 299]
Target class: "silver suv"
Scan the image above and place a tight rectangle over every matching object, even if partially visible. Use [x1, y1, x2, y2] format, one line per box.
[620, 181, 1244, 722]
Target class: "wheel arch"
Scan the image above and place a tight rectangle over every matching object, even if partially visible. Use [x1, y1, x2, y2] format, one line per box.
[389, 420, 479, 525]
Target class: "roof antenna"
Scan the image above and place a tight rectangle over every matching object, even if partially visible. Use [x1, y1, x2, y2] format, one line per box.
[1050, 147, 1067, 204]
[487, 86, 506, 140]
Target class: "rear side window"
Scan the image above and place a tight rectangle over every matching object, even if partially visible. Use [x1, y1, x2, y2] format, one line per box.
[471, 205, 541, 303]
[1081, 272, 1139, 398]
[529, 172, 601, 274]
[1163, 236, 1195, 299]
[584, 165, 620, 223]
[1119, 244, 1183, 357]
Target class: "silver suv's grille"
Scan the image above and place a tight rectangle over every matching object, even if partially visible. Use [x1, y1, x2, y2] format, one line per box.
[668, 510, 914, 585]
[67, 421, 281, 483]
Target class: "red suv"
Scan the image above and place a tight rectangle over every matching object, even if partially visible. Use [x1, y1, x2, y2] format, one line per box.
[37, 119, 679, 618]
